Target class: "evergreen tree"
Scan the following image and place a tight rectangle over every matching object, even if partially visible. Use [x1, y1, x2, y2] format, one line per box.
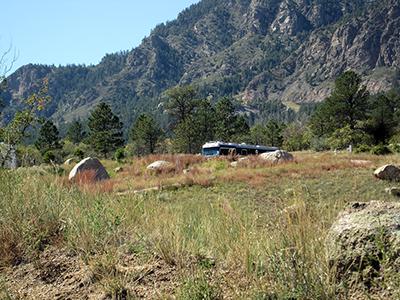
[166, 85, 198, 127]
[192, 99, 216, 144]
[249, 124, 267, 145]
[35, 120, 61, 154]
[366, 93, 400, 144]
[173, 116, 199, 154]
[214, 97, 249, 141]
[67, 120, 86, 144]
[130, 113, 162, 156]
[264, 120, 284, 147]
[88, 102, 124, 158]
[310, 71, 370, 136]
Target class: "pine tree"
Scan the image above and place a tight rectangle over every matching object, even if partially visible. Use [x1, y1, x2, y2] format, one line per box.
[130, 113, 162, 156]
[310, 71, 370, 136]
[88, 102, 124, 158]
[264, 120, 284, 147]
[166, 85, 198, 127]
[35, 120, 61, 154]
[67, 120, 86, 144]
[173, 116, 199, 154]
[214, 97, 249, 141]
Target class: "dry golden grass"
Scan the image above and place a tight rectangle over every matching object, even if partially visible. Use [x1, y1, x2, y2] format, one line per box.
[1, 151, 400, 299]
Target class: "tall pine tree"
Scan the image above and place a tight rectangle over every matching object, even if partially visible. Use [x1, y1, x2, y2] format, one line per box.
[35, 120, 61, 154]
[67, 120, 86, 144]
[130, 113, 162, 156]
[88, 102, 124, 158]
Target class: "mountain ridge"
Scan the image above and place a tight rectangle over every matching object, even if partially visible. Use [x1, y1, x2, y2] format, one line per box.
[2, 0, 399, 127]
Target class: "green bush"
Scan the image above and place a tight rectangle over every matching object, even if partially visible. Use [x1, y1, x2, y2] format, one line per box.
[43, 151, 56, 164]
[114, 148, 126, 162]
[370, 145, 392, 156]
[16, 145, 43, 167]
[389, 144, 400, 154]
[355, 144, 372, 153]
[74, 148, 85, 160]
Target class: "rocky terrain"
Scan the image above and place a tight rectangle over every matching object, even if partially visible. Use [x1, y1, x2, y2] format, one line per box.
[1, 0, 399, 127]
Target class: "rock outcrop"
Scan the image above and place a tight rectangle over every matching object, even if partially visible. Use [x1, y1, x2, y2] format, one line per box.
[326, 201, 400, 291]
[69, 157, 110, 182]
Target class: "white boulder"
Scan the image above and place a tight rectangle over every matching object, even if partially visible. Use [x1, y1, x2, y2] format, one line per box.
[260, 150, 294, 163]
[147, 160, 174, 171]
[69, 157, 110, 182]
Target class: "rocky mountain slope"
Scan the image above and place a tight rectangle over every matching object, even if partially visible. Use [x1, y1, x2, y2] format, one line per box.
[2, 0, 399, 127]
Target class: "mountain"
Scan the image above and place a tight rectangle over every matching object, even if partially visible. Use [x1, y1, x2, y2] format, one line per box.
[2, 0, 400, 128]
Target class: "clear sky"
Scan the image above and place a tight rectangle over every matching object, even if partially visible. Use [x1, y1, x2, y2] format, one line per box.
[1, 0, 200, 73]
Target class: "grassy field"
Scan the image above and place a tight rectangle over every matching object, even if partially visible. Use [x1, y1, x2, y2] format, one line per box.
[0, 152, 399, 299]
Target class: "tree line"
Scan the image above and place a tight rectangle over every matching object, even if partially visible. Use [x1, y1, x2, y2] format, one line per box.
[1, 70, 400, 166]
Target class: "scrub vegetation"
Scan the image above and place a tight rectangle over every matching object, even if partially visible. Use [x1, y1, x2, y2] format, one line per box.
[1, 152, 399, 299]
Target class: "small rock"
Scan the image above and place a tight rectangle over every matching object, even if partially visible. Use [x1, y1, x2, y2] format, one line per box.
[374, 164, 400, 181]
[385, 187, 400, 197]
[183, 168, 190, 174]
[69, 157, 110, 182]
[147, 160, 174, 171]
[230, 161, 238, 168]
[260, 150, 294, 163]
[114, 167, 124, 173]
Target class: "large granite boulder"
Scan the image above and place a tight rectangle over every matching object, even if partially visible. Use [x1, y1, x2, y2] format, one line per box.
[326, 201, 400, 291]
[260, 150, 294, 163]
[374, 164, 400, 181]
[69, 157, 110, 182]
[147, 160, 174, 171]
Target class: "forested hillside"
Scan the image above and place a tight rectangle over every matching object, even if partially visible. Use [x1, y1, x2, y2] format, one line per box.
[1, 0, 399, 130]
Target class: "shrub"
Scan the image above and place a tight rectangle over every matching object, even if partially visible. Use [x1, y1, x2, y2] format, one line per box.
[355, 144, 372, 153]
[327, 126, 373, 150]
[389, 144, 400, 154]
[16, 145, 43, 167]
[370, 145, 392, 156]
[43, 151, 56, 164]
[74, 148, 85, 160]
[114, 148, 125, 162]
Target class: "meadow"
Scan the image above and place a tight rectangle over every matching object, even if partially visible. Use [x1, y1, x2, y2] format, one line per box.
[0, 152, 399, 299]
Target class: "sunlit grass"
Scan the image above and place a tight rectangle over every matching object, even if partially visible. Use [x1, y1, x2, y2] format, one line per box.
[0, 152, 399, 298]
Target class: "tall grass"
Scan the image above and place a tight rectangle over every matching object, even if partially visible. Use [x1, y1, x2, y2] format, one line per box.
[0, 153, 397, 298]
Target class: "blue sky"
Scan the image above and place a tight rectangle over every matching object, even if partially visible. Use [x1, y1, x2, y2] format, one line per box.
[1, 0, 200, 73]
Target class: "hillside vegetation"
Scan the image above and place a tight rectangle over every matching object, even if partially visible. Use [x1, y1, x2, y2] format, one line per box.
[1, 152, 400, 299]
[1, 0, 399, 128]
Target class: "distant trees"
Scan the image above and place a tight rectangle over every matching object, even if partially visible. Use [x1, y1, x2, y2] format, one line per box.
[308, 71, 400, 151]
[88, 102, 124, 158]
[130, 113, 162, 156]
[66, 121, 86, 144]
[165, 85, 252, 153]
[35, 120, 61, 155]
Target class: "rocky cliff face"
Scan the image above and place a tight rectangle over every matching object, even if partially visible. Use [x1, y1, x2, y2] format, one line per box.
[2, 0, 399, 126]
